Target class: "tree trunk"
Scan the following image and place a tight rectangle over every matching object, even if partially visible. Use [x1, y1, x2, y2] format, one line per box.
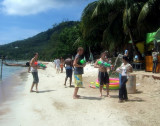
[128, 28, 143, 60]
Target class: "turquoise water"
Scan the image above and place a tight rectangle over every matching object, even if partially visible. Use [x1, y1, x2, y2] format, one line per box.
[0, 60, 27, 81]
[0, 60, 27, 105]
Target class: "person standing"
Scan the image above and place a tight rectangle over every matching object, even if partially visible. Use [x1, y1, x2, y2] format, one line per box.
[64, 57, 74, 87]
[152, 49, 159, 73]
[94, 51, 110, 97]
[56, 58, 61, 74]
[54, 58, 57, 68]
[124, 50, 128, 57]
[60, 57, 64, 73]
[30, 53, 39, 93]
[116, 56, 133, 103]
[73, 47, 86, 99]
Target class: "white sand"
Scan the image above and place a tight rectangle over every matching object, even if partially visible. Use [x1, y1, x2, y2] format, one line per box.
[1, 63, 160, 126]
[0, 63, 129, 126]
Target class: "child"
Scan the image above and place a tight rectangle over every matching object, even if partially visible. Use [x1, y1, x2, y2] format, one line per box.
[60, 57, 64, 73]
[116, 56, 133, 103]
[94, 51, 110, 97]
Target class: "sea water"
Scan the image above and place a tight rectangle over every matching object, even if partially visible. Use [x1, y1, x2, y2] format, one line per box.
[0, 60, 27, 81]
[0, 60, 27, 105]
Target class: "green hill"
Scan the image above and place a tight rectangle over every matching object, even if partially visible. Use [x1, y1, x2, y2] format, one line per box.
[0, 21, 81, 61]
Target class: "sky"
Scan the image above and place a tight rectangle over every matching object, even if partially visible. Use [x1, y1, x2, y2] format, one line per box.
[0, 0, 95, 45]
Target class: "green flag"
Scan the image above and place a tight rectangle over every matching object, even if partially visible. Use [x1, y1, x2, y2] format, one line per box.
[146, 32, 157, 44]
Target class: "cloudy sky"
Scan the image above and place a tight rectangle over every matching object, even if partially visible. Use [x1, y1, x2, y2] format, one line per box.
[0, 0, 95, 45]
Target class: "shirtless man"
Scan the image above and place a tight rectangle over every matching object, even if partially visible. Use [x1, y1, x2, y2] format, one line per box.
[60, 57, 64, 73]
[94, 51, 110, 97]
[30, 53, 39, 93]
[64, 57, 73, 87]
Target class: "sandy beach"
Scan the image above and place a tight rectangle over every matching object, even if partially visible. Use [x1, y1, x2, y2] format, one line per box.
[0, 62, 160, 126]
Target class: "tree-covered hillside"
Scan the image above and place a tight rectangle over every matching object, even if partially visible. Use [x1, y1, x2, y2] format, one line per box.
[0, 21, 81, 61]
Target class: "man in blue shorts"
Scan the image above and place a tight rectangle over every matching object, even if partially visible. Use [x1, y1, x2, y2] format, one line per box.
[64, 57, 73, 87]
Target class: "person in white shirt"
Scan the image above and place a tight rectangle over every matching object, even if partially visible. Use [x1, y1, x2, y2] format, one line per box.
[54, 59, 57, 68]
[152, 49, 159, 73]
[124, 50, 128, 56]
[116, 56, 133, 103]
[56, 58, 61, 73]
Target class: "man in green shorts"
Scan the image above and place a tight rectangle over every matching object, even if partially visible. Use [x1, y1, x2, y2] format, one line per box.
[73, 47, 86, 99]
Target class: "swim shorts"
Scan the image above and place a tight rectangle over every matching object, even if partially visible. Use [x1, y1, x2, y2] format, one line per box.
[56, 65, 60, 70]
[98, 72, 109, 85]
[32, 72, 39, 84]
[66, 67, 72, 78]
[60, 64, 63, 68]
[74, 74, 83, 88]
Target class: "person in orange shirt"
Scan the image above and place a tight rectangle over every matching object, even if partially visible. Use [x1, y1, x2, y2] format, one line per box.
[60, 57, 64, 73]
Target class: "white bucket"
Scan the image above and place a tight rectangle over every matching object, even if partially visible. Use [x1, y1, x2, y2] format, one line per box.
[126, 75, 136, 94]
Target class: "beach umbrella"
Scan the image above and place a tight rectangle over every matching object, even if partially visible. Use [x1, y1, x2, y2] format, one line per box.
[146, 32, 157, 44]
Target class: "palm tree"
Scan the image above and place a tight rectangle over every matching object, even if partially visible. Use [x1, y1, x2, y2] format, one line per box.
[81, 1, 105, 54]
[81, 0, 160, 57]
[82, 0, 126, 51]
[138, 0, 160, 36]
[81, 1, 99, 42]
[123, 0, 147, 59]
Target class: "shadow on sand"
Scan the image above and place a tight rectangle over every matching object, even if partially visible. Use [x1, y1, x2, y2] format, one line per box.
[136, 90, 143, 94]
[110, 95, 119, 98]
[64, 85, 75, 88]
[38, 90, 55, 93]
[127, 98, 145, 102]
[79, 96, 103, 101]
[108, 95, 145, 102]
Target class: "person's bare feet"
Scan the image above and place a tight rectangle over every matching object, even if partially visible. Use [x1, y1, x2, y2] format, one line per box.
[76, 95, 80, 98]
[30, 90, 34, 93]
[106, 94, 111, 98]
[73, 96, 79, 99]
[118, 99, 123, 103]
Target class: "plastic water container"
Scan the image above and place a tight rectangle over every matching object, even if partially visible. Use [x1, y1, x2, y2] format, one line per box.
[126, 75, 136, 94]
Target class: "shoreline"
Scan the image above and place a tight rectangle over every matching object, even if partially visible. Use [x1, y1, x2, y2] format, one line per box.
[0, 68, 28, 109]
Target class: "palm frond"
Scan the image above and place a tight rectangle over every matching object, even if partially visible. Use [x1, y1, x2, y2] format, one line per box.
[138, 0, 160, 23]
